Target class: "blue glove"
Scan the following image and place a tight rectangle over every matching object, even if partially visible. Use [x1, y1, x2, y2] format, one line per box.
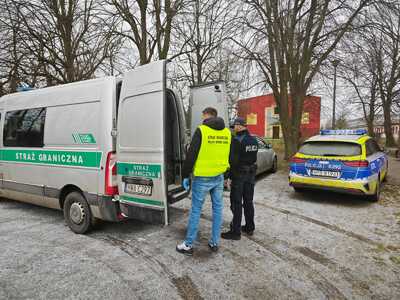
[183, 178, 190, 191]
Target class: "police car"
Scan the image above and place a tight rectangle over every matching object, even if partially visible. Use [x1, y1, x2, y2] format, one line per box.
[289, 129, 388, 201]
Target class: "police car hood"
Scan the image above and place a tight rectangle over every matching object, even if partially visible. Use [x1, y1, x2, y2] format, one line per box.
[203, 117, 226, 130]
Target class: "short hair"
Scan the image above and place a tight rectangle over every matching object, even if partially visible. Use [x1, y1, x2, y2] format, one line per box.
[202, 107, 218, 117]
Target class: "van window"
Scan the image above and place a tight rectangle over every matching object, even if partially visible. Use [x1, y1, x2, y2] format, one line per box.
[44, 102, 99, 147]
[3, 108, 46, 147]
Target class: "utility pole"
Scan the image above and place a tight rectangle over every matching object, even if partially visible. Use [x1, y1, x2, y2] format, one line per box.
[332, 59, 340, 129]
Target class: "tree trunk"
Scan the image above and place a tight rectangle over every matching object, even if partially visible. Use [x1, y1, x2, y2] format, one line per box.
[383, 104, 396, 147]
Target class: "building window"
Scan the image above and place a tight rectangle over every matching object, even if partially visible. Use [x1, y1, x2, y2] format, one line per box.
[3, 108, 46, 147]
[272, 125, 280, 139]
[301, 112, 310, 124]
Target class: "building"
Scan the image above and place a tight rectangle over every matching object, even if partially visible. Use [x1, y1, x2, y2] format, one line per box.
[348, 115, 400, 140]
[236, 93, 321, 139]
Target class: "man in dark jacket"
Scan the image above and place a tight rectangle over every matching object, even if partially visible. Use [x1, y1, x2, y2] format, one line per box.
[176, 107, 231, 255]
[222, 117, 258, 240]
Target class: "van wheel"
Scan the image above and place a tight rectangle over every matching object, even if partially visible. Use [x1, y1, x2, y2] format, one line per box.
[63, 192, 93, 234]
[368, 178, 380, 202]
[271, 157, 278, 173]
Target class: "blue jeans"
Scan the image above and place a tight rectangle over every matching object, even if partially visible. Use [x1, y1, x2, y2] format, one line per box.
[184, 174, 224, 247]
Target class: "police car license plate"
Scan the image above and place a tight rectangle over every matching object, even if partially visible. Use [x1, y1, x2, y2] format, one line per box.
[125, 183, 152, 196]
[310, 170, 341, 178]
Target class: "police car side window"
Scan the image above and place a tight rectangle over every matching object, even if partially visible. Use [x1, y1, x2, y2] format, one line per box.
[366, 139, 379, 157]
[371, 140, 382, 153]
[3, 108, 46, 147]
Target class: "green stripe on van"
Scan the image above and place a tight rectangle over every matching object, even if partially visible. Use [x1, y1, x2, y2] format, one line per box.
[120, 195, 164, 207]
[0, 149, 102, 168]
[117, 162, 161, 179]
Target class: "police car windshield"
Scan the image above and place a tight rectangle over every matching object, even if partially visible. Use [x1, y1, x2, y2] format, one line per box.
[299, 141, 361, 157]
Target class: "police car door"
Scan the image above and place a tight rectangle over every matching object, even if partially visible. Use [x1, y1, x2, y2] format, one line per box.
[366, 139, 387, 181]
[116, 60, 169, 225]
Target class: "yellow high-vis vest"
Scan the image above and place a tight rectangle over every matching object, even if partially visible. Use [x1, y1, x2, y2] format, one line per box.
[193, 125, 231, 177]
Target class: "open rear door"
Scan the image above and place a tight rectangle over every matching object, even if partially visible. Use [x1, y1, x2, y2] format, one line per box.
[189, 81, 229, 135]
[116, 60, 169, 225]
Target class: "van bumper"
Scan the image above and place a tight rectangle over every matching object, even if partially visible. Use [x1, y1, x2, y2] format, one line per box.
[93, 195, 121, 222]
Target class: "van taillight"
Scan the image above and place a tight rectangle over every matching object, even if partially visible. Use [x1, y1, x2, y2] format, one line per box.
[290, 157, 306, 163]
[105, 151, 118, 196]
[343, 160, 369, 168]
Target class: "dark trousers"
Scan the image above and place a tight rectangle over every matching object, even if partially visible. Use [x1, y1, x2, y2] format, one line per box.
[230, 168, 256, 235]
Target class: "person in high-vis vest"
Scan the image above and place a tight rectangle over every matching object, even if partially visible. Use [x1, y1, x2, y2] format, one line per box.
[176, 107, 231, 256]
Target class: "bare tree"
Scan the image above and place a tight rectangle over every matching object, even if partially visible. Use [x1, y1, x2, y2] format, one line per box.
[372, 2, 400, 147]
[0, 0, 28, 94]
[237, 0, 373, 159]
[171, 0, 239, 85]
[8, 0, 121, 85]
[107, 0, 183, 65]
[339, 39, 380, 137]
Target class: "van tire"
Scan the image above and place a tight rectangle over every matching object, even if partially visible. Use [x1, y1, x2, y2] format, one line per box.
[63, 192, 93, 234]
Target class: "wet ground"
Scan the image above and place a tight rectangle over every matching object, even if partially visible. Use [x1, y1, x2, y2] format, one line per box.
[1, 161, 400, 299]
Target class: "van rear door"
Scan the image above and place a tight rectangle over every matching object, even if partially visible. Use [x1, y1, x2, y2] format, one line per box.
[189, 81, 229, 135]
[116, 60, 169, 225]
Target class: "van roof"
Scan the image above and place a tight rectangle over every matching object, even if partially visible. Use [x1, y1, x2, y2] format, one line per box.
[0, 76, 115, 110]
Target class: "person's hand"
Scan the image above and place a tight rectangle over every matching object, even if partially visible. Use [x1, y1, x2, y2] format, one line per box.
[183, 178, 190, 191]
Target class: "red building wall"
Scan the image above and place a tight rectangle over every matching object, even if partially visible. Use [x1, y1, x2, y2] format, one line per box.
[237, 93, 321, 139]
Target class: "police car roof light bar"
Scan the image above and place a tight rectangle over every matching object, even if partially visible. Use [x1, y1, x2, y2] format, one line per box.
[320, 129, 368, 136]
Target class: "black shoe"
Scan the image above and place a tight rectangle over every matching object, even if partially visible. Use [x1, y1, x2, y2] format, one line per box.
[208, 243, 219, 252]
[176, 242, 193, 256]
[221, 231, 241, 240]
[241, 226, 254, 236]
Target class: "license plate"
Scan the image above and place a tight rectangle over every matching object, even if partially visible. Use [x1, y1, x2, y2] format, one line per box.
[310, 169, 341, 178]
[125, 183, 152, 196]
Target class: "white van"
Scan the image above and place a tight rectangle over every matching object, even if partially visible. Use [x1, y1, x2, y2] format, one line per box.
[0, 60, 228, 233]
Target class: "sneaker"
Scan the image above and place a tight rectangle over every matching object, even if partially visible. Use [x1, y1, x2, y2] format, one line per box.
[221, 231, 241, 240]
[241, 226, 254, 236]
[176, 242, 193, 256]
[208, 243, 219, 252]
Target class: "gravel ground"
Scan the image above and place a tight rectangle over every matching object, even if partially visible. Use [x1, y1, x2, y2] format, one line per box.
[1, 161, 399, 300]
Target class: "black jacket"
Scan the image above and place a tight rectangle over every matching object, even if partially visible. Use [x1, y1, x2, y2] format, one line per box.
[182, 117, 227, 178]
[229, 129, 258, 173]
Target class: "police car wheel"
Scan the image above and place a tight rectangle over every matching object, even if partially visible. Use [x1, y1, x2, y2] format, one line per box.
[382, 162, 388, 182]
[293, 187, 304, 193]
[368, 178, 380, 202]
[64, 192, 93, 234]
[271, 157, 278, 173]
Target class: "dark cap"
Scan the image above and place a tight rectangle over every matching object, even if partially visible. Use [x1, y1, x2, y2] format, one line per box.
[232, 117, 246, 126]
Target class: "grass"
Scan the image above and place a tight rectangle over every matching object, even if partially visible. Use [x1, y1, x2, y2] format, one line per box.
[389, 256, 400, 265]
[374, 244, 389, 253]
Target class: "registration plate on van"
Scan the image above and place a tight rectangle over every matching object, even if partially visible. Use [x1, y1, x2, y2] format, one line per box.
[125, 183, 152, 196]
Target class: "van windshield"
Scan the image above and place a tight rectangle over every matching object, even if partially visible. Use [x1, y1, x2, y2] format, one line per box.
[299, 141, 361, 157]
